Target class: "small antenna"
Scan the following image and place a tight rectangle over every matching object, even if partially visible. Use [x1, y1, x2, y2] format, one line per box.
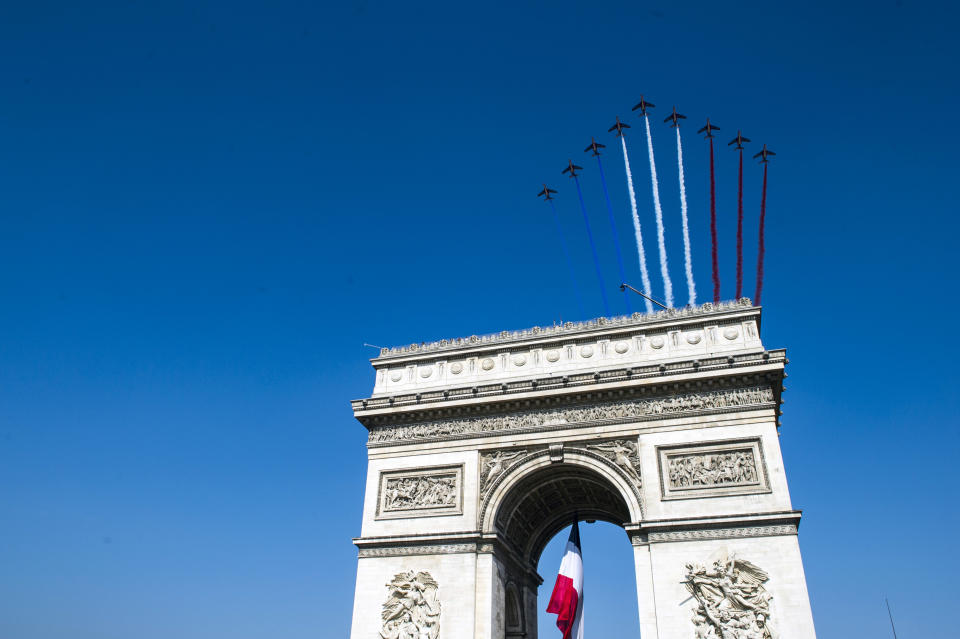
[619, 283, 669, 309]
[362, 343, 384, 350]
[885, 598, 899, 639]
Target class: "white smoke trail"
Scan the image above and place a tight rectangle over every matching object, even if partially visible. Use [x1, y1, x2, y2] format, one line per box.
[619, 136, 654, 314]
[676, 127, 696, 305]
[644, 116, 674, 307]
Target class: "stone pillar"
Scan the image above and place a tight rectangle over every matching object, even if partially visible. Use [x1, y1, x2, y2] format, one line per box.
[631, 541, 660, 638]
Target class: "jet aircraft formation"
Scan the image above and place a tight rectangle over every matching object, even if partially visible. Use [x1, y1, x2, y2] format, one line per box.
[537, 95, 775, 311]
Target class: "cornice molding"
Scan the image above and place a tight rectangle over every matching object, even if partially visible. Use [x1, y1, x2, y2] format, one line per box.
[353, 349, 786, 421]
[373, 298, 757, 362]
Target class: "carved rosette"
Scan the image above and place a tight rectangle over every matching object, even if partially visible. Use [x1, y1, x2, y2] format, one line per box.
[683, 551, 774, 639]
[369, 386, 774, 444]
[380, 570, 441, 639]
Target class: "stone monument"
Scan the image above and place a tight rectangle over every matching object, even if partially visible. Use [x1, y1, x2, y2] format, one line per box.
[348, 300, 816, 638]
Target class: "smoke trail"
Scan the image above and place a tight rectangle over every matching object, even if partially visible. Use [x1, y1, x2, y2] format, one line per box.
[675, 127, 696, 306]
[708, 136, 720, 304]
[596, 156, 631, 313]
[619, 136, 654, 314]
[573, 176, 611, 316]
[736, 148, 744, 299]
[755, 162, 768, 304]
[643, 116, 674, 308]
[548, 199, 587, 318]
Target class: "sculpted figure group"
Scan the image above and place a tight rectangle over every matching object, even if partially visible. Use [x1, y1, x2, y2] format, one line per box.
[370, 387, 774, 444]
[383, 475, 457, 511]
[669, 450, 758, 489]
[684, 553, 774, 639]
[380, 571, 441, 639]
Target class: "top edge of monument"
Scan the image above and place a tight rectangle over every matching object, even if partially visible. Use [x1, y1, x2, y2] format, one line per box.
[374, 298, 758, 362]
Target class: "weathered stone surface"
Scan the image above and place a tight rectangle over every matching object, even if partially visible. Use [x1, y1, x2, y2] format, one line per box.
[347, 304, 815, 638]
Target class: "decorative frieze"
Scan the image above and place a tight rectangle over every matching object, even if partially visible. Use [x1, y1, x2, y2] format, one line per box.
[358, 544, 477, 558]
[376, 298, 754, 358]
[684, 551, 775, 639]
[658, 439, 769, 500]
[380, 571, 441, 639]
[642, 524, 797, 544]
[369, 386, 774, 444]
[376, 465, 463, 519]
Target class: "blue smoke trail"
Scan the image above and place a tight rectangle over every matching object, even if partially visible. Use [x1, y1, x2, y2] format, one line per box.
[573, 176, 611, 317]
[548, 199, 587, 319]
[596, 156, 632, 314]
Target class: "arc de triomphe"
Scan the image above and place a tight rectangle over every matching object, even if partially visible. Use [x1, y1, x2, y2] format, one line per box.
[348, 300, 816, 638]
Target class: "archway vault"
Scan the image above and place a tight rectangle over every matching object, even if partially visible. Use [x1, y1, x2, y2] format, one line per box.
[482, 449, 642, 566]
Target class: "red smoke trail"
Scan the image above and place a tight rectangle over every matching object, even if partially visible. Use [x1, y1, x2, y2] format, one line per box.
[755, 162, 768, 305]
[735, 148, 744, 299]
[709, 137, 720, 304]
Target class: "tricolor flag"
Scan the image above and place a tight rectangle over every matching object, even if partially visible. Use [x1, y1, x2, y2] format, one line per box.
[546, 518, 584, 639]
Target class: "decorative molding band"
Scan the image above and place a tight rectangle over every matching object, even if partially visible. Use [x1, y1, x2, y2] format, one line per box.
[369, 386, 774, 445]
[375, 298, 755, 359]
[358, 543, 478, 558]
[634, 524, 798, 545]
[354, 349, 785, 416]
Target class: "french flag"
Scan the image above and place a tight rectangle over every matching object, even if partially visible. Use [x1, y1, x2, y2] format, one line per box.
[546, 518, 584, 639]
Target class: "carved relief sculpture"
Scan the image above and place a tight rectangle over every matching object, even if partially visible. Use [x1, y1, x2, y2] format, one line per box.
[586, 440, 642, 485]
[683, 552, 774, 639]
[658, 439, 769, 500]
[480, 450, 526, 499]
[669, 449, 758, 489]
[377, 465, 463, 519]
[370, 386, 774, 444]
[383, 474, 458, 511]
[380, 571, 441, 639]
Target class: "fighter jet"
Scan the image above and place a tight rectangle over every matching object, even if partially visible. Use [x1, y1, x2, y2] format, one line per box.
[631, 96, 655, 116]
[753, 144, 776, 163]
[537, 184, 557, 201]
[584, 137, 605, 157]
[608, 116, 631, 137]
[697, 118, 721, 138]
[728, 130, 751, 150]
[664, 106, 686, 128]
[561, 160, 583, 178]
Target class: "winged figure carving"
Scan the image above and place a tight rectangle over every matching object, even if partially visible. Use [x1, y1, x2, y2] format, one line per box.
[380, 570, 441, 639]
[683, 551, 774, 638]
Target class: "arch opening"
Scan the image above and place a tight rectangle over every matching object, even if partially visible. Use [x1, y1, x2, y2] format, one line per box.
[493, 462, 633, 566]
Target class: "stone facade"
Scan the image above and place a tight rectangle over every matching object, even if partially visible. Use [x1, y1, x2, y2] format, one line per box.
[348, 302, 816, 638]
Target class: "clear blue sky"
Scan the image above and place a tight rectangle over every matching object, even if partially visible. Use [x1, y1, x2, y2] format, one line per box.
[1, 1, 957, 637]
